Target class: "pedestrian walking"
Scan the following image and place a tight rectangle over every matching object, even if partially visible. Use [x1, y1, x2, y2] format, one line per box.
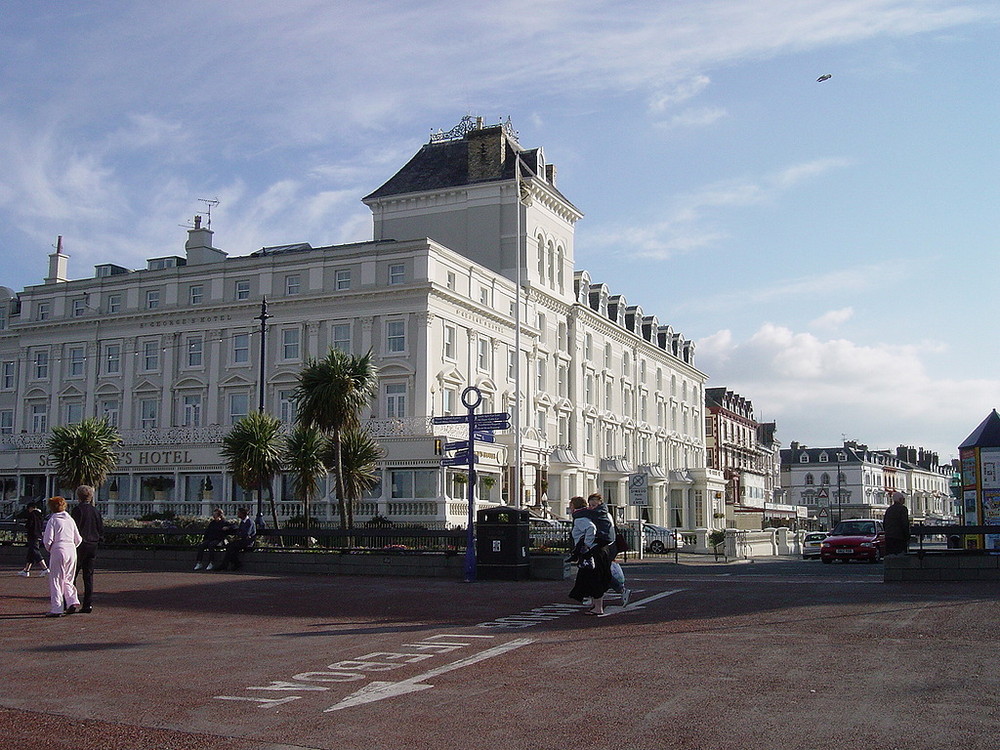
[883, 491, 910, 556]
[586, 492, 630, 606]
[42, 496, 82, 617]
[567, 496, 612, 615]
[194, 508, 229, 570]
[70, 485, 103, 614]
[19, 502, 50, 578]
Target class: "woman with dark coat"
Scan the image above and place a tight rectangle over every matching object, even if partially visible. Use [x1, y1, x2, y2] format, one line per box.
[194, 508, 229, 570]
[567, 496, 613, 615]
[883, 491, 910, 556]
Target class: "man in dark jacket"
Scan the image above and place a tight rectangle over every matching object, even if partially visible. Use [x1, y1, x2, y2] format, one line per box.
[883, 491, 910, 556]
[71, 485, 103, 613]
[216, 507, 256, 571]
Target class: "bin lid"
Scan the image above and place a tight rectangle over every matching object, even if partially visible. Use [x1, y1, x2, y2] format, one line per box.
[476, 505, 530, 523]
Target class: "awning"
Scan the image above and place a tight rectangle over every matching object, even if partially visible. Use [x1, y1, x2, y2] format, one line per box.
[600, 457, 634, 474]
[549, 447, 580, 465]
[669, 470, 694, 485]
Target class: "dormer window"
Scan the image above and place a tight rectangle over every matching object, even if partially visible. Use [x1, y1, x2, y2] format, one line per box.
[819, 452, 829, 463]
[800, 453, 810, 463]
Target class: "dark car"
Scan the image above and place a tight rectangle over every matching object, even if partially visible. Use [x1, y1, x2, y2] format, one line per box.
[820, 519, 886, 563]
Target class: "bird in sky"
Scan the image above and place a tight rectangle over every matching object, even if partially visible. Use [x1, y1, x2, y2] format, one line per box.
[817, 73, 832, 82]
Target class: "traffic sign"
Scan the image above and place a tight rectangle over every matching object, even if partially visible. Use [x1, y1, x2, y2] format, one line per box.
[476, 412, 509, 421]
[473, 418, 510, 430]
[628, 472, 649, 506]
[472, 430, 495, 443]
[431, 415, 471, 425]
[444, 441, 469, 452]
[441, 455, 478, 466]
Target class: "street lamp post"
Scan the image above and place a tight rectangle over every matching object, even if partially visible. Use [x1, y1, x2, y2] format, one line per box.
[254, 297, 271, 521]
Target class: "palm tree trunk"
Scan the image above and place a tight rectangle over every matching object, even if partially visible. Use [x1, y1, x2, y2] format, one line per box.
[333, 431, 351, 545]
[266, 481, 282, 547]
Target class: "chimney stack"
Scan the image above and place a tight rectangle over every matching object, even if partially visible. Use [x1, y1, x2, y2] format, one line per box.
[45, 235, 69, 284]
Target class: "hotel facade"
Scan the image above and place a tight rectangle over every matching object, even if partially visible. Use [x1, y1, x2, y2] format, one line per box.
[0, 117, 725, 528]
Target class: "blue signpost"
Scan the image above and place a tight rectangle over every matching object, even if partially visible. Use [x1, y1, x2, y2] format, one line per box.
[431, 386, 511, 582]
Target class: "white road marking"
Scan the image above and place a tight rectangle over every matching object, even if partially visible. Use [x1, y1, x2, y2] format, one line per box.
[324, 637, 535, 712]
[597, 588, 685, 616]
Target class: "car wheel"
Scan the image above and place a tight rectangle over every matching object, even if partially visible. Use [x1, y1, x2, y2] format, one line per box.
[650, 540, 666, 554]
[871, 549, 882, 563]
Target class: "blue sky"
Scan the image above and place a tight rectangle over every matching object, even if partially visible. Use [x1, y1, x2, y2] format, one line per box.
[2, 0, 998, 462]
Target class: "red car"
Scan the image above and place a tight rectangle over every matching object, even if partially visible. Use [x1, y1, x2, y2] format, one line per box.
[820, 519, 886, 563]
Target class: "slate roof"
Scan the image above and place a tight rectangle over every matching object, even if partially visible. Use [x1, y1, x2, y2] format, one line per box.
[363, 135, 576, 209]
[959, 409, 1000, 448]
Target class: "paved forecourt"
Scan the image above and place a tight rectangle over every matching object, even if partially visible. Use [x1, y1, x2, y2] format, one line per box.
[2, 558, 999, 750]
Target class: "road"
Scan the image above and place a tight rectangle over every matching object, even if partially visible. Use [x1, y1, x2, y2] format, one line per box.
[3, 555, 998, 749]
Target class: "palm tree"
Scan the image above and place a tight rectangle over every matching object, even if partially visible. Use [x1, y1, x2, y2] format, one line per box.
[294, 349, 378, 529]
[284, 424, 328, 545]
[47, 417, 121, 490]
[220, 411, 285, 536]
[334, 427, 384, 529]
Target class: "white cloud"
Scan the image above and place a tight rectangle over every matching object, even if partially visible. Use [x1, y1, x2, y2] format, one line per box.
[810, 307, 855, 330]
[698, 322, 1000, 459]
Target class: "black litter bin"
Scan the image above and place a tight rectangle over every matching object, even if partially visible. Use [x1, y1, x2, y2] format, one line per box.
[476, 505, 530, 580]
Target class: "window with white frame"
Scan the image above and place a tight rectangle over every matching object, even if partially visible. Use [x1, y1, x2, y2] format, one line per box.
[507, 347, 516, 381]
[281, 328, 301, 360]
[30, 403, 47, 432]
[477, 338, 490, 371]
[604, 343, 612, 369]
[604, 425, 614, 456]
[386, 320, 406, 354]
[585, 373, 593, 405]
[189, 284, 203, 305]
[68, 346, 85, 378]
[36, 302, 50, 321]
[390, 469, 436, 498]
[623, 351, 631, 377]
[558, 413, 569, 444]
[232, 333, 249, 364]
[186, 336, 203, 367]
[605, 381, 613, 410]
[446, 271, 456, 290]
[388, 263, 405, 285]
[331, 323, 351, 353]
[278, 390, 297, 423]
[536, 358, 546, 390]
[536, 313, 546, 343]
[229, 393, 249, 424]
[138, 398, 158, 429]
[285, 274, 301, 296]
[103, 343, 121, 375]
[72, 298, 86, 317]
[585, 421, 594, 455]
[584, 333, 593, 360]
[100, 399, 119, 427]
[336, 269, 351, 290]
[142, 340, 160, 372]
[557, 364, 567, 398]
[479, 287, 490, 305]
[443, 324, 456, 360]
[443, 387, 456, 415]
[32, 350, 49, 380]
[385, 383, 406, 418]
[182, 394, 202, 427]
[0, 409, 12, 435]
[1, 361, 14, 390]
[64, 402, 83, 425]
[558, 322, 567, 351]
[145, 289, 160, 309]
[235, 280, 250, 300]
[536, 408, 546, 434]
[107, 294, 121, 314]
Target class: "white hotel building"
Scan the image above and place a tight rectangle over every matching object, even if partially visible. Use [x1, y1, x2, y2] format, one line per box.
[0, 117, 724, 528]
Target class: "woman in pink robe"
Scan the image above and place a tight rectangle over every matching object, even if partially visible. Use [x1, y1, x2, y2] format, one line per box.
[42, 496, 82, 617]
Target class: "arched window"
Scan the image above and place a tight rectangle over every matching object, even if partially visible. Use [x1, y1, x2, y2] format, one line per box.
[536, 236, 545, 278]
[821, 473, 830, 485]
[805, 473, 815, 485]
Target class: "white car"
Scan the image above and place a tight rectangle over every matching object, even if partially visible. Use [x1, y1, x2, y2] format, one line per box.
[642, 524, 682, 553]
[802, 531, 827, 559]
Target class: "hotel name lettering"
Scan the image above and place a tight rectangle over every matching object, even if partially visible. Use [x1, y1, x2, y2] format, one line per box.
[39, 450, 194, 467]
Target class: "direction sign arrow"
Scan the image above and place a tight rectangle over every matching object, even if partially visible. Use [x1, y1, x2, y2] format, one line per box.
[444, 440, 469, 452]
[472, 431, 495, 443]
[441, 455, 477, 466]
[431, 415, 472, 425]
[473, 418, 510, 429]
[475, 412, 510, 420]
[325, 638, 534, 712]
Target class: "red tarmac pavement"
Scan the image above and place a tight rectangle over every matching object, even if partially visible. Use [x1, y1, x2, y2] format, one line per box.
[3, 558, 1000, 750]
